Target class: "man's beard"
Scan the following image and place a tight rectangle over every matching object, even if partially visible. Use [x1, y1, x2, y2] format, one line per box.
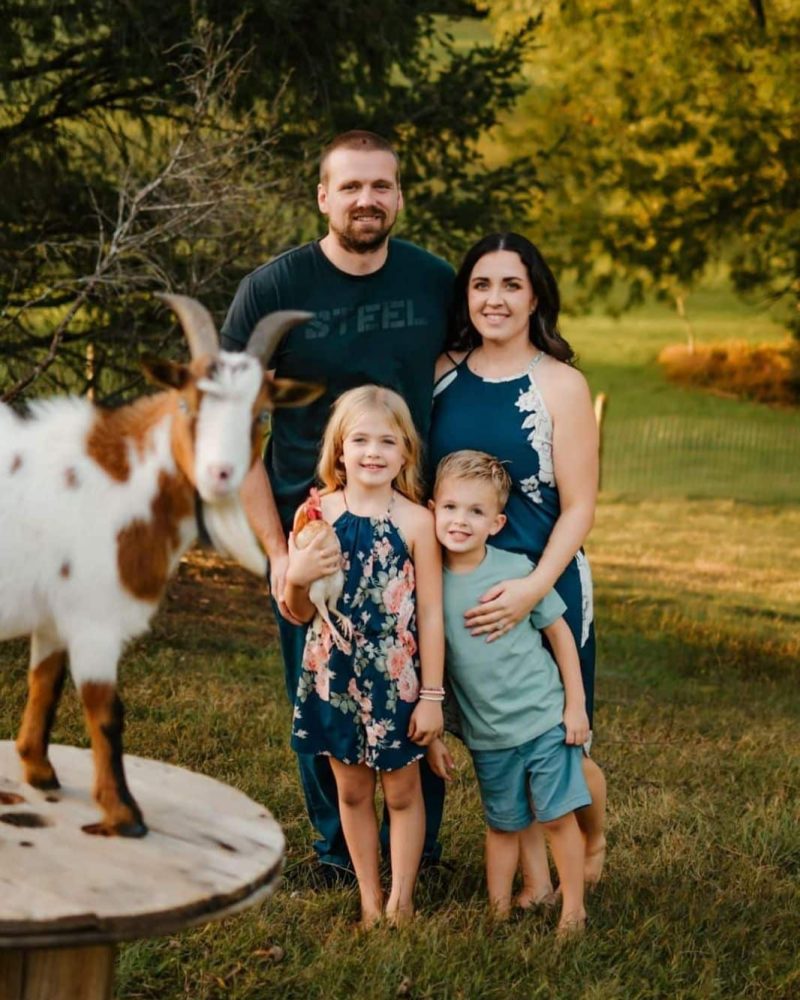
[331, 211, 395, 254]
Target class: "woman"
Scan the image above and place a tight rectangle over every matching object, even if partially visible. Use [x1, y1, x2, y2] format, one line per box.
[429, 232, 606, 899]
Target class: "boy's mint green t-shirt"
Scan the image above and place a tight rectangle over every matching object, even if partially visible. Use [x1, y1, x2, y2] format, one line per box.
[443, 545, 568, 751]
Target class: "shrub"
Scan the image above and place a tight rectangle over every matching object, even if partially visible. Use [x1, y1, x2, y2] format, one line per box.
[658, 339, 800, 405]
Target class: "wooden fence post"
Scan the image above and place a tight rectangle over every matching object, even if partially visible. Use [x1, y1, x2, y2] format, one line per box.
[594, 392, 608, 491]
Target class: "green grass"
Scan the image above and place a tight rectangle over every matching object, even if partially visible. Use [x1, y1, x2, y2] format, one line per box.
[564, 291, 799, 503]
[1, 498, 798, 998]
[1, 293, 798, 997]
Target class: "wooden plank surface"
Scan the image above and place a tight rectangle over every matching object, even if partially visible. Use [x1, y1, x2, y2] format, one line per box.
[0, 946, 115, 1000]
[0, 743, 284, 948]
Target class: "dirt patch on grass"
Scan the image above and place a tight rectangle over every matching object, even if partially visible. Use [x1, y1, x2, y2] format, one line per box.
[154, 545, 279, 646]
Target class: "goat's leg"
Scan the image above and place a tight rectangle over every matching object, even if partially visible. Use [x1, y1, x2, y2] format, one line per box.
[16, 632, 67, 790]
[70, 632, 146, 836]
[313, 600, 352, 655]
[78, 681, 147, 837]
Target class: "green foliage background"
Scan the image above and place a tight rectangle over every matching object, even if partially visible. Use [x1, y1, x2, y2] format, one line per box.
[482, 0, 799, 331]
[0, 1, 532, 401]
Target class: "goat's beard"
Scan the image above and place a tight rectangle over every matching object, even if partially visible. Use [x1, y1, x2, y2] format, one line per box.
[330, 210, 395, 254]
[202, 497, 267, 577]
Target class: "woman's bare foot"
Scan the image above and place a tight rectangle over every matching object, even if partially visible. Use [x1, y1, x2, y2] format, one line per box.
[584, 836, 606, 887]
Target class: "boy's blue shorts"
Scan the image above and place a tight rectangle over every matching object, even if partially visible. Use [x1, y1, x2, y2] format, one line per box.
[471, 724, 591, 832]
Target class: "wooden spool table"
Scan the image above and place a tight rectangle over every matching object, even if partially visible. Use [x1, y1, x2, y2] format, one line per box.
[0, 742, 284, 1000]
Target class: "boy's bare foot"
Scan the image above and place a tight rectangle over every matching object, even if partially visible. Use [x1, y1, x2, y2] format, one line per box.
[385, 904, 415, 928]
[584, 836, 606, 886]
[489, 900, 513, 922]
[515, 885, 558, 910]
[556, 911, 586, 939]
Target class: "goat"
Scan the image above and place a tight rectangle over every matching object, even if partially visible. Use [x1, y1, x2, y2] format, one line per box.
[0, 296, 320, 836]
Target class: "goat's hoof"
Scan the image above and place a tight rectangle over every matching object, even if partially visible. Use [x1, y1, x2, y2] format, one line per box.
[117, 819, 148, 838]
[27, 771, 60, 791]
[82, 819, 148, 838]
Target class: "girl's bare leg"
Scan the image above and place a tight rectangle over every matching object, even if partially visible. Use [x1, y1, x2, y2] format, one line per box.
[381, 762, 424, 925]
[329, 758, 382, 927]
[485, 827, 520, 919]
[516, 821, 555, 907]
[541, 812, 586, 935]
[578, 756, 607, 885]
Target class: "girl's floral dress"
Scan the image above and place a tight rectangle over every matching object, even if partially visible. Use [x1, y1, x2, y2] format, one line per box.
[291, 504, 423, 771]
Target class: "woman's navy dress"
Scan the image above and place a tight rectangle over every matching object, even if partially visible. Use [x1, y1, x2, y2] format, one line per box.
[430, 354, 597, 725]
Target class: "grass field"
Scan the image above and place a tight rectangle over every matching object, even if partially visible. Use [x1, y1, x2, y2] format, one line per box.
[1, 294, 798, 998]
[564, 288, 799, 503]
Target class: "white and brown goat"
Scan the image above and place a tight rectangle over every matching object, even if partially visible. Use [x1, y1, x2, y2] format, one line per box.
[0, 296, 318, 836]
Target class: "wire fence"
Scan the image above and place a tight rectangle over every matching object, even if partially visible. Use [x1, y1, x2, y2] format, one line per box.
[600, 414, 800, 504]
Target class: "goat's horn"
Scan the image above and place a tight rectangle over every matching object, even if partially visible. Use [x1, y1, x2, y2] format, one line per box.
[156, 293, 219, 360]
[246, 311, 314, 367]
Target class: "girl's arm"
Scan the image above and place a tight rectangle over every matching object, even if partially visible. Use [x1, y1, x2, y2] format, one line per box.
[541, 617, 590, 746]
[284, 529, 337, 623]
[405, 506, 445, 746]
[465, 367, 598, 641]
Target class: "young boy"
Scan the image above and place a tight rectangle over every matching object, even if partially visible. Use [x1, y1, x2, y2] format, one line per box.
[427, 450, 591, 934]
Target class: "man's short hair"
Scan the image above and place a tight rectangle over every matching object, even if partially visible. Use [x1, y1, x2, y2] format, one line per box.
[434, 450, 512, 510]
[319, 130, 401, 184]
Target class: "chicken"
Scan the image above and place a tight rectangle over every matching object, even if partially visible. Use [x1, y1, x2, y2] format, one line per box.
[293, 488, 354, 653]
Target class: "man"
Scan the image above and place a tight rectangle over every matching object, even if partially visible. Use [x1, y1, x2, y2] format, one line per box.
[221, 130, 454, 881]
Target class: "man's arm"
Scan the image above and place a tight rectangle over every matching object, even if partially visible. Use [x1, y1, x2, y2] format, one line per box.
[240, 460, 301, 624]
[221, 269, 300, 618]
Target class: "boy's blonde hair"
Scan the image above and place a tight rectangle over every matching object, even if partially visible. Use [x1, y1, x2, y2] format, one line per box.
[434, 450, 512, 510]
[318, 385, 423, 503]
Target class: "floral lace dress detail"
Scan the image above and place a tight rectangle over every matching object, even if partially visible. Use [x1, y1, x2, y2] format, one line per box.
[291, 509, 423, 771]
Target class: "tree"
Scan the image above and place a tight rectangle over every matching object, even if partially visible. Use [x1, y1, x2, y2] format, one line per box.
[1, 1, 534, 401]
[483, 0, 800, 332]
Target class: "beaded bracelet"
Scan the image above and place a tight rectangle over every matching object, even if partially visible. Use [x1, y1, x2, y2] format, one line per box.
[419, 693, 445, 703]
[420, 686, 445, 696]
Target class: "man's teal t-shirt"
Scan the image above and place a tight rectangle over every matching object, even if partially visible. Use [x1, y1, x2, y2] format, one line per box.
[443, 545, 568, 751]
[221, 238, 454, 528]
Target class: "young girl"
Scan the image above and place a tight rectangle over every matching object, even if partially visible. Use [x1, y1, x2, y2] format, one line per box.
[285, 385, 445, 928]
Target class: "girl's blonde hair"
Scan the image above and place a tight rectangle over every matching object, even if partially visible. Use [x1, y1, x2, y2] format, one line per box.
[317, 385, 423, 503]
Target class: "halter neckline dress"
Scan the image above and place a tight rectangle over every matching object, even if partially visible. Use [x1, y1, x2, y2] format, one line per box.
[430, 352, 596, 724]
[291, 498, 424, 771]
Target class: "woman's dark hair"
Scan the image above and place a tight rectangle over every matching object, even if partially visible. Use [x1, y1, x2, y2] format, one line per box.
[447, 232, 575, 363]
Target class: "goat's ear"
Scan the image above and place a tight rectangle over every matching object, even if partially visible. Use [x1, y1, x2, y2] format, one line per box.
[268, 378, 325, 409]
[141, 354, 191, 390]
